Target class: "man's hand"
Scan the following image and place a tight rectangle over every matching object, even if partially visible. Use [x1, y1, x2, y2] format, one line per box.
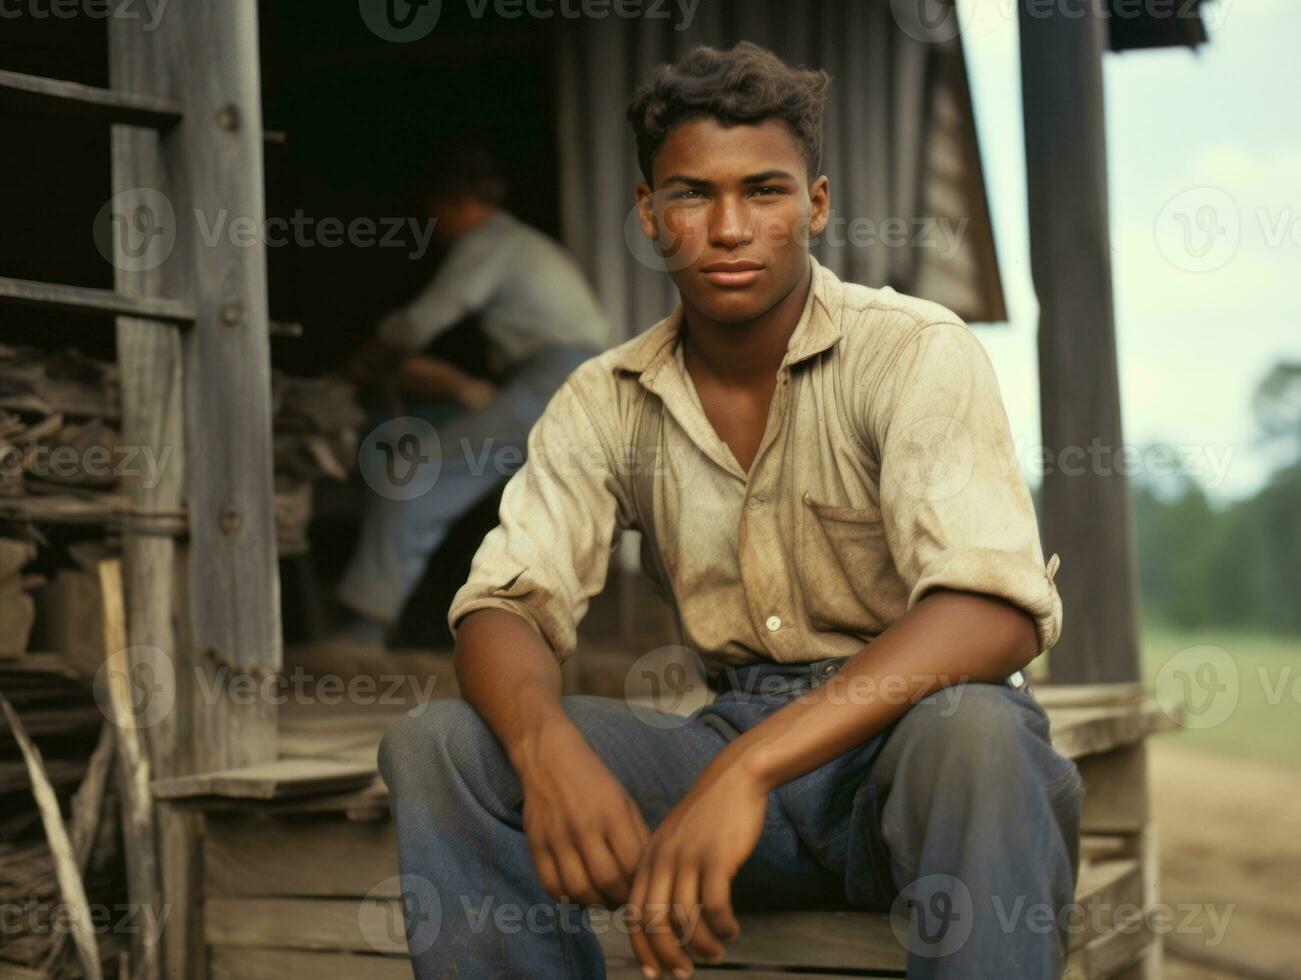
[627, 755, 762, 978]
[396, 353, 497, 407]
[454, 375, 498, 411]
[514, 717, 650, 908]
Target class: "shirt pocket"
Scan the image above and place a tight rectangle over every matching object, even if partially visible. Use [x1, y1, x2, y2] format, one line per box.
[797, 491, 906, 636]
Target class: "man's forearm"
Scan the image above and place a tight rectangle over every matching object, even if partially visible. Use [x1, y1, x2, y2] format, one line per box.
[716, 590, 1040, 794]
[453, 608, 577, 780]
[397, 354, 480, 401]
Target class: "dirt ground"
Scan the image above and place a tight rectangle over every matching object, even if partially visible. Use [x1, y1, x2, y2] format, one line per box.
[1149, 741, 1301, 980]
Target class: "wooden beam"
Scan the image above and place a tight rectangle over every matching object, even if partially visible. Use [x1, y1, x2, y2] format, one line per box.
[1019, 1, 1141, 684]
[169, 1, 283, 759]
[1050, 701, 1175, 761]
[0, 275, 293, 335]
[0, 493, 186, 533]
[0, 69, 182, 129]
[152, 758, 377, 801]
[0, 275, 194, 325]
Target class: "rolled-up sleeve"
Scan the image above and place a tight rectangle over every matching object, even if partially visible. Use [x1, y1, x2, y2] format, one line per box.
[870, 321, 1063, 654]
[447, 372, 626, 662]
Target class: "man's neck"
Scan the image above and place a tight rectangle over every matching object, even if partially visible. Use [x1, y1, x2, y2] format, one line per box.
[680, 259, 813, 387]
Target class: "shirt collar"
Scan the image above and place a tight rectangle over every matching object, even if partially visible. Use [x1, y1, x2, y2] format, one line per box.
[613, 254, 845, 386]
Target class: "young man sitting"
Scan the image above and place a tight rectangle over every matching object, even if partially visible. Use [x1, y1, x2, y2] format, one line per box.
[379, 41, 1082, 980]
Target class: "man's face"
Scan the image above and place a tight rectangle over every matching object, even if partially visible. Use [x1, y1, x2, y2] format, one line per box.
[635, 117, 830, 324]
[425, 195, 474, 247]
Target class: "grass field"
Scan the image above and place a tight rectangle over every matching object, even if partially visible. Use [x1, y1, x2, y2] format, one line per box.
[1137, 615, 1301, 770]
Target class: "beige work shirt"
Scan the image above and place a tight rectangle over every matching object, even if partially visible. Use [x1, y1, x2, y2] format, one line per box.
[448, 255, 1062, 668]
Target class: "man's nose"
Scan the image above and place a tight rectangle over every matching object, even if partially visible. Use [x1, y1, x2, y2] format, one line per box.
[709, 199, 753, 248]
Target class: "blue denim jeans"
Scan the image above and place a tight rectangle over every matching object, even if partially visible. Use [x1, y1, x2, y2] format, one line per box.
[338, 342, 601, 625]
[378, 664, 1083, 979]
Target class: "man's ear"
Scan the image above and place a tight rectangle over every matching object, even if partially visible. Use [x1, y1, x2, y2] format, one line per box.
[808, 174, 831, 239]
[634, 181, 659, 242]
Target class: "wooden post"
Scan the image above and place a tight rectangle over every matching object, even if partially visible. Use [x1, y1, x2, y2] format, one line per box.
[170, 1, 282, 767]
[108, 3, 280, 975]
[1019, 3, 1142, 686]
[108, 0, 280, 770]
[107, 14, 200, 980]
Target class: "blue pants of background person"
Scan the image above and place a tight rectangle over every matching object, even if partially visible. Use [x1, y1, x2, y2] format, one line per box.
[337, 342, 600, 627]
[378, 661, 1084, 979]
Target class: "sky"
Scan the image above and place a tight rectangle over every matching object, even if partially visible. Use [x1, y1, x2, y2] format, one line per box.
[958, 0, 1301, 504]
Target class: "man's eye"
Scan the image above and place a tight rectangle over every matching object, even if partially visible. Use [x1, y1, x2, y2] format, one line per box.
[752, 185, 783, 197]
[672, 189, 706, 201]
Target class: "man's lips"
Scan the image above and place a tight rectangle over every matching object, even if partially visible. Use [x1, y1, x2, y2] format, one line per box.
[700, 261, 765, 288]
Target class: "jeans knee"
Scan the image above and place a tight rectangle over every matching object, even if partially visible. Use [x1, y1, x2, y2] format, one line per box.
[378, 697, 488, 794]
[892, 683, 1054, 792]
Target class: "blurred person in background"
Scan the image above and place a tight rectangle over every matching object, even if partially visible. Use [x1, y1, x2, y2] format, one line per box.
[332, 139, 610, 649]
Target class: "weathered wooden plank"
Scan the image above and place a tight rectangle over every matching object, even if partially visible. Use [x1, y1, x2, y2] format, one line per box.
[98, 559, 162, 980]
[0, 694, 102, 980]
[1050, 701, 1174, 761]
[0, 703, 102, 737]
[204, 814, 397, 898]
[0, 69, 182, 128]
[205, 897, 407, 955]
[0, 276, 194, 325]
[209, 947, 412, 980]
[215, 949, 891, 980]
[41, 722, 115, 976]
[1034, 683, 1145, 708]
[1078, 744, 1150, 834]
[0, 653, 83, 680]
[203, 860, 1140, 972]
[1066, 922, 1154, 980]
[182, 778, 390, 819]
[0, 493, 186, 533]
[152, 758, 376, 801]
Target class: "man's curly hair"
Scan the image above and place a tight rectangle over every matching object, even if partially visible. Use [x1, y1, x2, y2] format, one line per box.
[625, 41, 831, 187]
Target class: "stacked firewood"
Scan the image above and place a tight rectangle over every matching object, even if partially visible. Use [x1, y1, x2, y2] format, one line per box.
[271, 372, 366, 554]
[0, 342, 366, 551]
[0, 346, 365, 976]
[0, 345, 119, 499]
[0, 536, 39, 658]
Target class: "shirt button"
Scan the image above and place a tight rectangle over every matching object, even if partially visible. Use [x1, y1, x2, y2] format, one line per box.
[747, 497, 763, 510]
[765, 615, 782, 632]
